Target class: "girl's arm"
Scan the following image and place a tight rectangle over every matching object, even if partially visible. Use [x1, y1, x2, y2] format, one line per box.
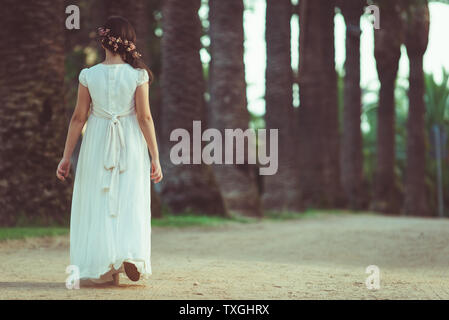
[56, 83, 91, 181]
[135, 82, 163, 183]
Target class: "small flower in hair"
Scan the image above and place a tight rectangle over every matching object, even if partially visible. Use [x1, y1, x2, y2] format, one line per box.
[97, 27, 110, 36]
[132, 51, 142, 58]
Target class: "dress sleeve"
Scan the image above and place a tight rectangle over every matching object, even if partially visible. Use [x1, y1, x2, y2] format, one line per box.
[79, 68, 88, 87]
[137, 69, 149, 87]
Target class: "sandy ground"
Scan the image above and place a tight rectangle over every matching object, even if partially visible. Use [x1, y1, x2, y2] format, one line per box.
[1, 213, 449, 300]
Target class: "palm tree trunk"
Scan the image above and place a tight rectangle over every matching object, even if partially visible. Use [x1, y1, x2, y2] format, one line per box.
[298, 0, 342, 208]
[146, 0, 163, 139]
[160, 0, 228, 216]
[0, 0, 70, 226]
[208, 0, 262, 217]
[404, 2, 430, 216]
[322, 0, 343, 207]
[263, 0, 302, 212]
[371, 1, 403, 213]
[339, 0, 365, 209]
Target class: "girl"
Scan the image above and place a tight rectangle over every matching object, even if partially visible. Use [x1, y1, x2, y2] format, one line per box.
[56, 16, 162, 286]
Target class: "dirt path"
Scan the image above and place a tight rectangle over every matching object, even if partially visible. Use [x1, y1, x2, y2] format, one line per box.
[1, 213, 449, 299]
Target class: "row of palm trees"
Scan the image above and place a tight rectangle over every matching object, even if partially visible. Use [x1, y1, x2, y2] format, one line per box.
[160, 0, 434, 217]
[0, 0, 436, 226]
[371, 0, 430, 216]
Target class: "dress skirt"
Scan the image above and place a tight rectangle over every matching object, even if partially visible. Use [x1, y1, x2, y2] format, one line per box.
[69, 111, 152, 283]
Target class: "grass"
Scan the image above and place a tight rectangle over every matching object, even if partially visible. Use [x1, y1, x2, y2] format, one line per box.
[151, 213, 253, 227]
[0, 209, 355, 242]
[264, 208, 354, 220]
[0, 227, 69, 242]
[0, 214, 251, 242]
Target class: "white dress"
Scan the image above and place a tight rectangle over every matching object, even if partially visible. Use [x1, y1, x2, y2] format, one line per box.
[70, 63, 152, 283]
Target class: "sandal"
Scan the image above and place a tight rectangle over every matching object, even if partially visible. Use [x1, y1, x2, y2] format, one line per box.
[123, 262, 140, 281]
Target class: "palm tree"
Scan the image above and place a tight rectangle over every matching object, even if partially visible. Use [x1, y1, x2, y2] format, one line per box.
[263, 0, 302, 212]
[403, 0, 430, 216]
[160, 0, 227, 216]
[298, 0, 342, 208]
[321, 0, 343, 208]
[338, 0, 365, 209]
[146, 0, 163, 137]
[208, 0, 262, 217]
[0, 0, 70, 225]
[371, 0, 404, 213]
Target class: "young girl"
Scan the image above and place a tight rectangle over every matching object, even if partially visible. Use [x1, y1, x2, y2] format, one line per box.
[56, 16, 162, 285]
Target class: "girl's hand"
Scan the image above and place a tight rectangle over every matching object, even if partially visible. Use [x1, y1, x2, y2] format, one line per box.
[56, 157, 71, 181]
[151, 159, 163, 183]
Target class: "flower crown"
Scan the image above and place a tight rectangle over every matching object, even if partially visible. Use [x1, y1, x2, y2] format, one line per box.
[97, 27, 142, 58]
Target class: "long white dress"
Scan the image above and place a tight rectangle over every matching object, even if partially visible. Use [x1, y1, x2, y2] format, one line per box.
[70, 63, 152, 283]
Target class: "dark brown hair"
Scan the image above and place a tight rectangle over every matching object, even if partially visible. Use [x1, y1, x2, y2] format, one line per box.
[99, 16, 154, 85]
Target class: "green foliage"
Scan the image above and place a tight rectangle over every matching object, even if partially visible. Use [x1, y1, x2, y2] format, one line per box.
[337, 68, 345, 132]
[264, 209, 355, 221]
[424, 69, 449, 126]
[360, 73, 413, 183]
[360, 93, 378, 182]
[249, 110, 265, 130]
[0, 227, 69, 242]
[359, 68, 449, 214]
[424, 69, 449, 215]
[152, 214, 252, 227]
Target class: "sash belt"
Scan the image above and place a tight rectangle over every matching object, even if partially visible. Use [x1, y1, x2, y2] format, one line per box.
[91, 105, 136, 217]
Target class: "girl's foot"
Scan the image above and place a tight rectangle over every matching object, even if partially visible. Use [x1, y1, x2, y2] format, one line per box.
[123, 262, 140, 281]
[112, 273, 120, 286]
